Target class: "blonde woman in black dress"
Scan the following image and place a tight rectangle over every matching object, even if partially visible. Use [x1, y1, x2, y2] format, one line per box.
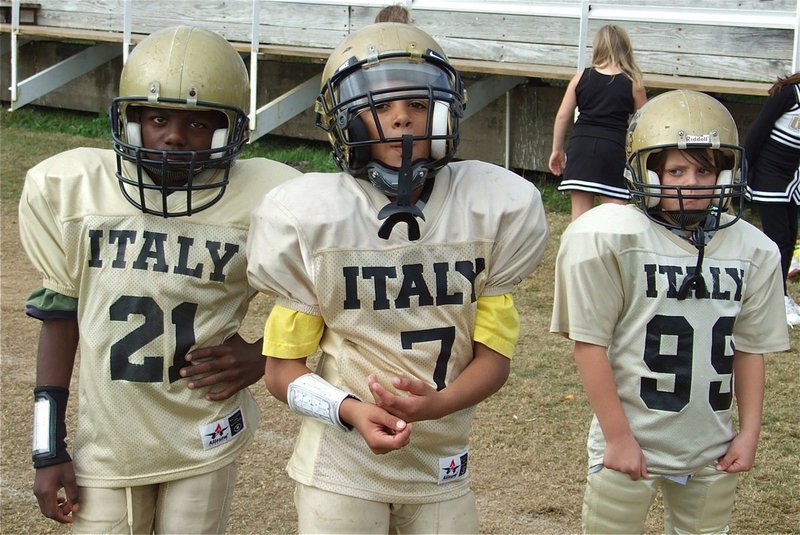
[549, 24, 647, 220]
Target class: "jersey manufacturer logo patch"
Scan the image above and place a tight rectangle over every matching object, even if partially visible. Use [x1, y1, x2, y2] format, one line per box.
[438, 449, 468, 485]
[199, 407, 245, 450]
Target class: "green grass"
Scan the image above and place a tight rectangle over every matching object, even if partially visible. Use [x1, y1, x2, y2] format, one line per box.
[241, 135, 339, 174]
[0, 105, 571, 213]
[0, 106, 110, 138]
[519, 168, 571, 214]
[0, 106, 339, 175]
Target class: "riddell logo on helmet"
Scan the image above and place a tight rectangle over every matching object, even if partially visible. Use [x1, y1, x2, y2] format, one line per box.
[684, 134, 713, 143]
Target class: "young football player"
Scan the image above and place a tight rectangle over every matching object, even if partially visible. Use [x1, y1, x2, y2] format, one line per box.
[551, 90, 790, 533]
[246, 22, 549, 534]
[20, 26, 299, 532]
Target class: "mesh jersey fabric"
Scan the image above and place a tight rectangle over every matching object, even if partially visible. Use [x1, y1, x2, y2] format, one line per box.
[19, 148, 300, 486]
[551, 203, 789, 474]
[247, 160, 550, 503]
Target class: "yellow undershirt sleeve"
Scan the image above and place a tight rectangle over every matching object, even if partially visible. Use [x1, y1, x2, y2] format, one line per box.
[473, 293, 520, 359]
[264, 297, 517, 359]
[262, 304, 324, 359]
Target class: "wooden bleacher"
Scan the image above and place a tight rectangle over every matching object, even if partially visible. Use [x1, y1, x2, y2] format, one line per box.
[2, 0, 797, 170]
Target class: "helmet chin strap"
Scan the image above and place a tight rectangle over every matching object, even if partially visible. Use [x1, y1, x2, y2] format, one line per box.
[377, 134, 426, 240]
[675, 215, 718, 300]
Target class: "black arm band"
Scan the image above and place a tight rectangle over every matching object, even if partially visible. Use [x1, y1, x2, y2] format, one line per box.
[32, 386, 72, 469]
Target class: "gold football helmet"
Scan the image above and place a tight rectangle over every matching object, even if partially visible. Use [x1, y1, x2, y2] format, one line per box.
[625, 90, 745, 232]
[316, 22, 465, 197]
[110, 25, 250, 216]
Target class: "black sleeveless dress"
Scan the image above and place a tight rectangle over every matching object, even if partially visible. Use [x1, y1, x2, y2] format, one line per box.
[559, 68, 635, 199]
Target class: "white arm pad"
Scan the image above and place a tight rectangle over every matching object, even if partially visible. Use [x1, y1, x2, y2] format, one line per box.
[287, 373, 359, 431]
[32, 394, 54, 455]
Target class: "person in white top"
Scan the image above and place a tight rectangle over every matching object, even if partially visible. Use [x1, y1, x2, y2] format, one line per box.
[552, 90, 790, 534]
[247, 22, 549, 534]
[20, 25, 299, 532]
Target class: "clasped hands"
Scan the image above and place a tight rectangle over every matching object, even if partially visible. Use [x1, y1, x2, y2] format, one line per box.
[340, 373, 442, 455]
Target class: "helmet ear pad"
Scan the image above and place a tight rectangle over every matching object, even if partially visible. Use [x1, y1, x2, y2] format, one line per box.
[626, 157, 662, 209]
[126, 122, 142, 147]
[622, 162, 660, 208]
[430, 101, 450, 160]
[346, 115, 372, 171]
[625, 164, 662, 209]
[210, 128, 229, 159]
[633, 150, 663, 209]
[642, 170, 662, 208]
[712, 170, 734, 209]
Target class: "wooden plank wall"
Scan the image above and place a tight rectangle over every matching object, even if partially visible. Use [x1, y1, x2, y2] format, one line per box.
[21, 0, 798, 88]
[421, 4, 796, 83]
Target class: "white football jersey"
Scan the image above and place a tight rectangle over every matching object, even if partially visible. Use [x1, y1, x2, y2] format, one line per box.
[551, 204, 790, 474]
[247, 160, 549, 503]
[19, 148, 300, 487]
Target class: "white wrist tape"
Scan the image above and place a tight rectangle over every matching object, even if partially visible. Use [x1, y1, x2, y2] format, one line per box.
[287, 373, 358, 431]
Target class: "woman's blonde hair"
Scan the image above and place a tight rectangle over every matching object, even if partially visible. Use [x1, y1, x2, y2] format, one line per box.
[592, 24, 643, 87]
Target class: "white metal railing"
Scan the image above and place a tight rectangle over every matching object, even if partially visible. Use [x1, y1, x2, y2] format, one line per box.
[6, 0, 800, 125]
[254, 0, 800, 71]
[258, 0, 798, 32]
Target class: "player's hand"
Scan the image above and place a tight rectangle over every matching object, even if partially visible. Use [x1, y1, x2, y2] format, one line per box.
[339, 397, 412, 455]
[603, 434, 649, 481]
[181, 334, 264, 401]
[368, 373, 438, 422]
[33, 462, 79, 523]
[716, 432, 758, 473]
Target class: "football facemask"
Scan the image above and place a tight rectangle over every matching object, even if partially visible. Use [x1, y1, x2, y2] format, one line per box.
[625, 90, 745, 234]
[110, 26, 250, 217]
[317, 23, 465, 197]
